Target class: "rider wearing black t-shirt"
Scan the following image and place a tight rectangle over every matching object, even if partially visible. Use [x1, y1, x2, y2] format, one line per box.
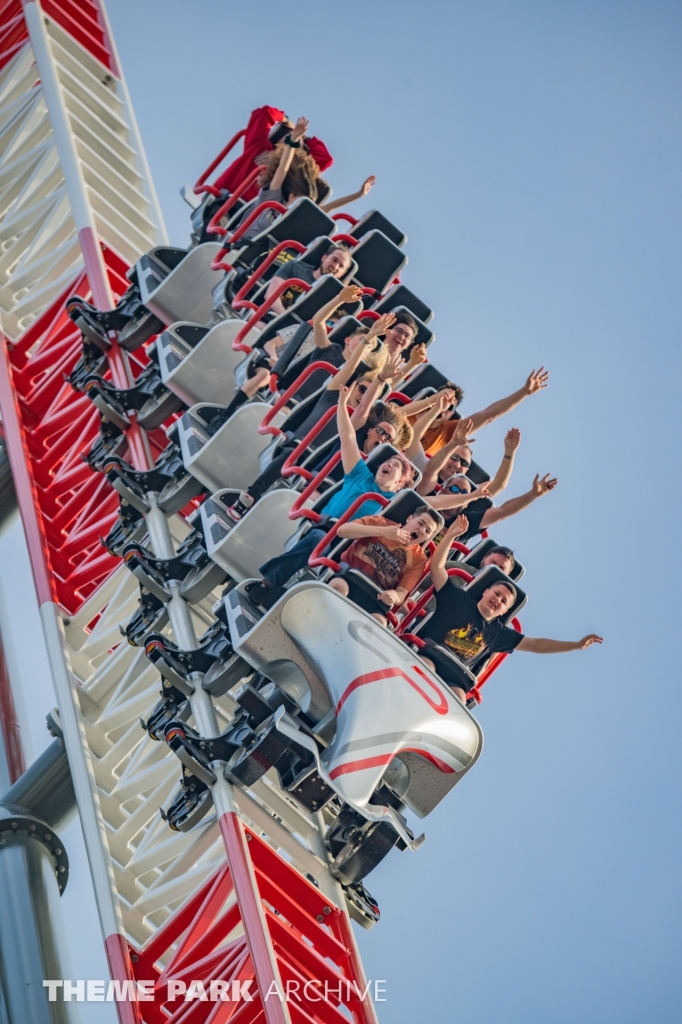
[416, 516, 604, 703]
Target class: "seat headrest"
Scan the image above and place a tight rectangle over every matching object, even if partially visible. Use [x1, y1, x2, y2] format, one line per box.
[372, 283, 433, 324]
[350, 209, 407, 248]
[350, 230, 407, 294]
[463, 537, 525, 582]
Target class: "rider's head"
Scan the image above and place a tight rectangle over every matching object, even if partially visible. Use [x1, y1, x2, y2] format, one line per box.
[439, 446, 472, 481]
[383, 311, 418, 354]
[319, 245, 352, 278]
[373, 454, 414, 493]
[477, 581, 517, 621]
[480, 546, 515, 576]
[363, 404, 413, 453]
[440, 473, 472, 495]
[403, 506, 443, 543]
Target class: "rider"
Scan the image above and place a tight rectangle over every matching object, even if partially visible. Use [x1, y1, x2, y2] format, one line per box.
[417, 516, 603, 703]
[328, 505, 443, 624]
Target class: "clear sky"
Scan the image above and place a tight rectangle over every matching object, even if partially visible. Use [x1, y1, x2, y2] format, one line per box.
[8, 1, 682, 1021]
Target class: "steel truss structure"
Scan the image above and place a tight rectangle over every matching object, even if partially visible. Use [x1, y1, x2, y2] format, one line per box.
[0, 4, 380, 1024]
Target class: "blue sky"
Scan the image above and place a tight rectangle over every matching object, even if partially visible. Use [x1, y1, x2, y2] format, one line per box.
[11, 1, 682, 1021]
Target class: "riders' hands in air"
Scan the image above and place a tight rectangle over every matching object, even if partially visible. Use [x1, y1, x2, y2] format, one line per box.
[436, 389, 457, 414]
[290, 117, 309, 142]
[406, 342, 428, 368]
[359, 175, 376, 197]
[504, 428, 521, 454]
[338, 284, 363, 305]
[578, 634, 603, 649]
[523, 367, 549, 395]
[380, 348, 405, 382]
[446, 515, 469, 538]
[453, 416, 475, 446]
[532, 473, 558, 496]
[368, 312, 396, 342]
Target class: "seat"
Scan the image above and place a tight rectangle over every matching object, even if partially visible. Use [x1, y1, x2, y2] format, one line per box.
[138, 243, 224, 327]
[231, 198, 336, 268]
[158, 320, 248, 407]
[372, 283, 433, 324]
[251, 274, 347, 346]
[348, 210, 407, 248]
[178, 401, 287, 492]
[380, 304, 434, 349]
[399, 364, 457, 398]
[296, 236, 358, 283]
[459, 537, 526, 582]
[200, 488, 303, 582]
[350, 230, 407, 294]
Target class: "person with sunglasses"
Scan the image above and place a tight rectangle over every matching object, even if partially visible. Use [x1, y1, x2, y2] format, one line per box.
[409, 368, 550, 468]
[249, 390, 419, 600]
[225, 316, 392, 522]
[417, 428, 524, 542]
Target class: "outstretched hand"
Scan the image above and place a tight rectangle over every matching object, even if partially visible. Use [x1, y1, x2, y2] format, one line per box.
[524, 367, 549, 395]
[446, 514, 469, 538]
[407, 342, 428, 367]
[338, 284, 363, 305]
[436, 389, 457, 414]
[532, 473, 557, 496]
[504, 428, 521, 454]
[290, 117, 309, 142]
[368, 312, 396, 340]
[578, 634, 603, 649]
[359, 175, 376, 197]
[452, 416, 475, 446]
[379, 348, 405, 382]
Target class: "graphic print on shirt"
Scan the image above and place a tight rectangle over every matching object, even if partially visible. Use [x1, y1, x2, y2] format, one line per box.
[359, 540, 406, 590]
[442, 622, 487, 660]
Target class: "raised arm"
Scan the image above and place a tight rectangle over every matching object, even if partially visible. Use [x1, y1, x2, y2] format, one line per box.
[270, 116, 308, 192]
[426, 484, 490, 511]
[327, 332, 375, 393]
[468, 368, 549, 432]
[487, 428, 521, 498]
[517, 634, 603, 654]
[320, 175, 376, 213]
[337, 385, 362, 474]
[479, 473, 557, 529]
[415, 418, 475, 496]
[404, 391, 457, 461]
[387, 342, 428, 390]
[429, 516, 470, 591]
[337, 521, 411, 541]
[312, 285, 363, 350]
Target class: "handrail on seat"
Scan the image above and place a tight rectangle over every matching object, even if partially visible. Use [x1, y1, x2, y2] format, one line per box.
[280, 404, 340, 482]
[205, 166, 262, 236]
[211, 200, 288, 272]
[307, 492, 391, 571]
[193, 129, 246, 196]
[232, 278, 313, 353]
[330, 233, 358, 247]
[288, 451, 342, 523]
[332, 212, 358, 227]
[258, 361, 340, 436]
[232, 240, 307, 307]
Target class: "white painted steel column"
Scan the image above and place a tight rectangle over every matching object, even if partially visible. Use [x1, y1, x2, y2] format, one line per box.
[22, 0, 114, 310]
